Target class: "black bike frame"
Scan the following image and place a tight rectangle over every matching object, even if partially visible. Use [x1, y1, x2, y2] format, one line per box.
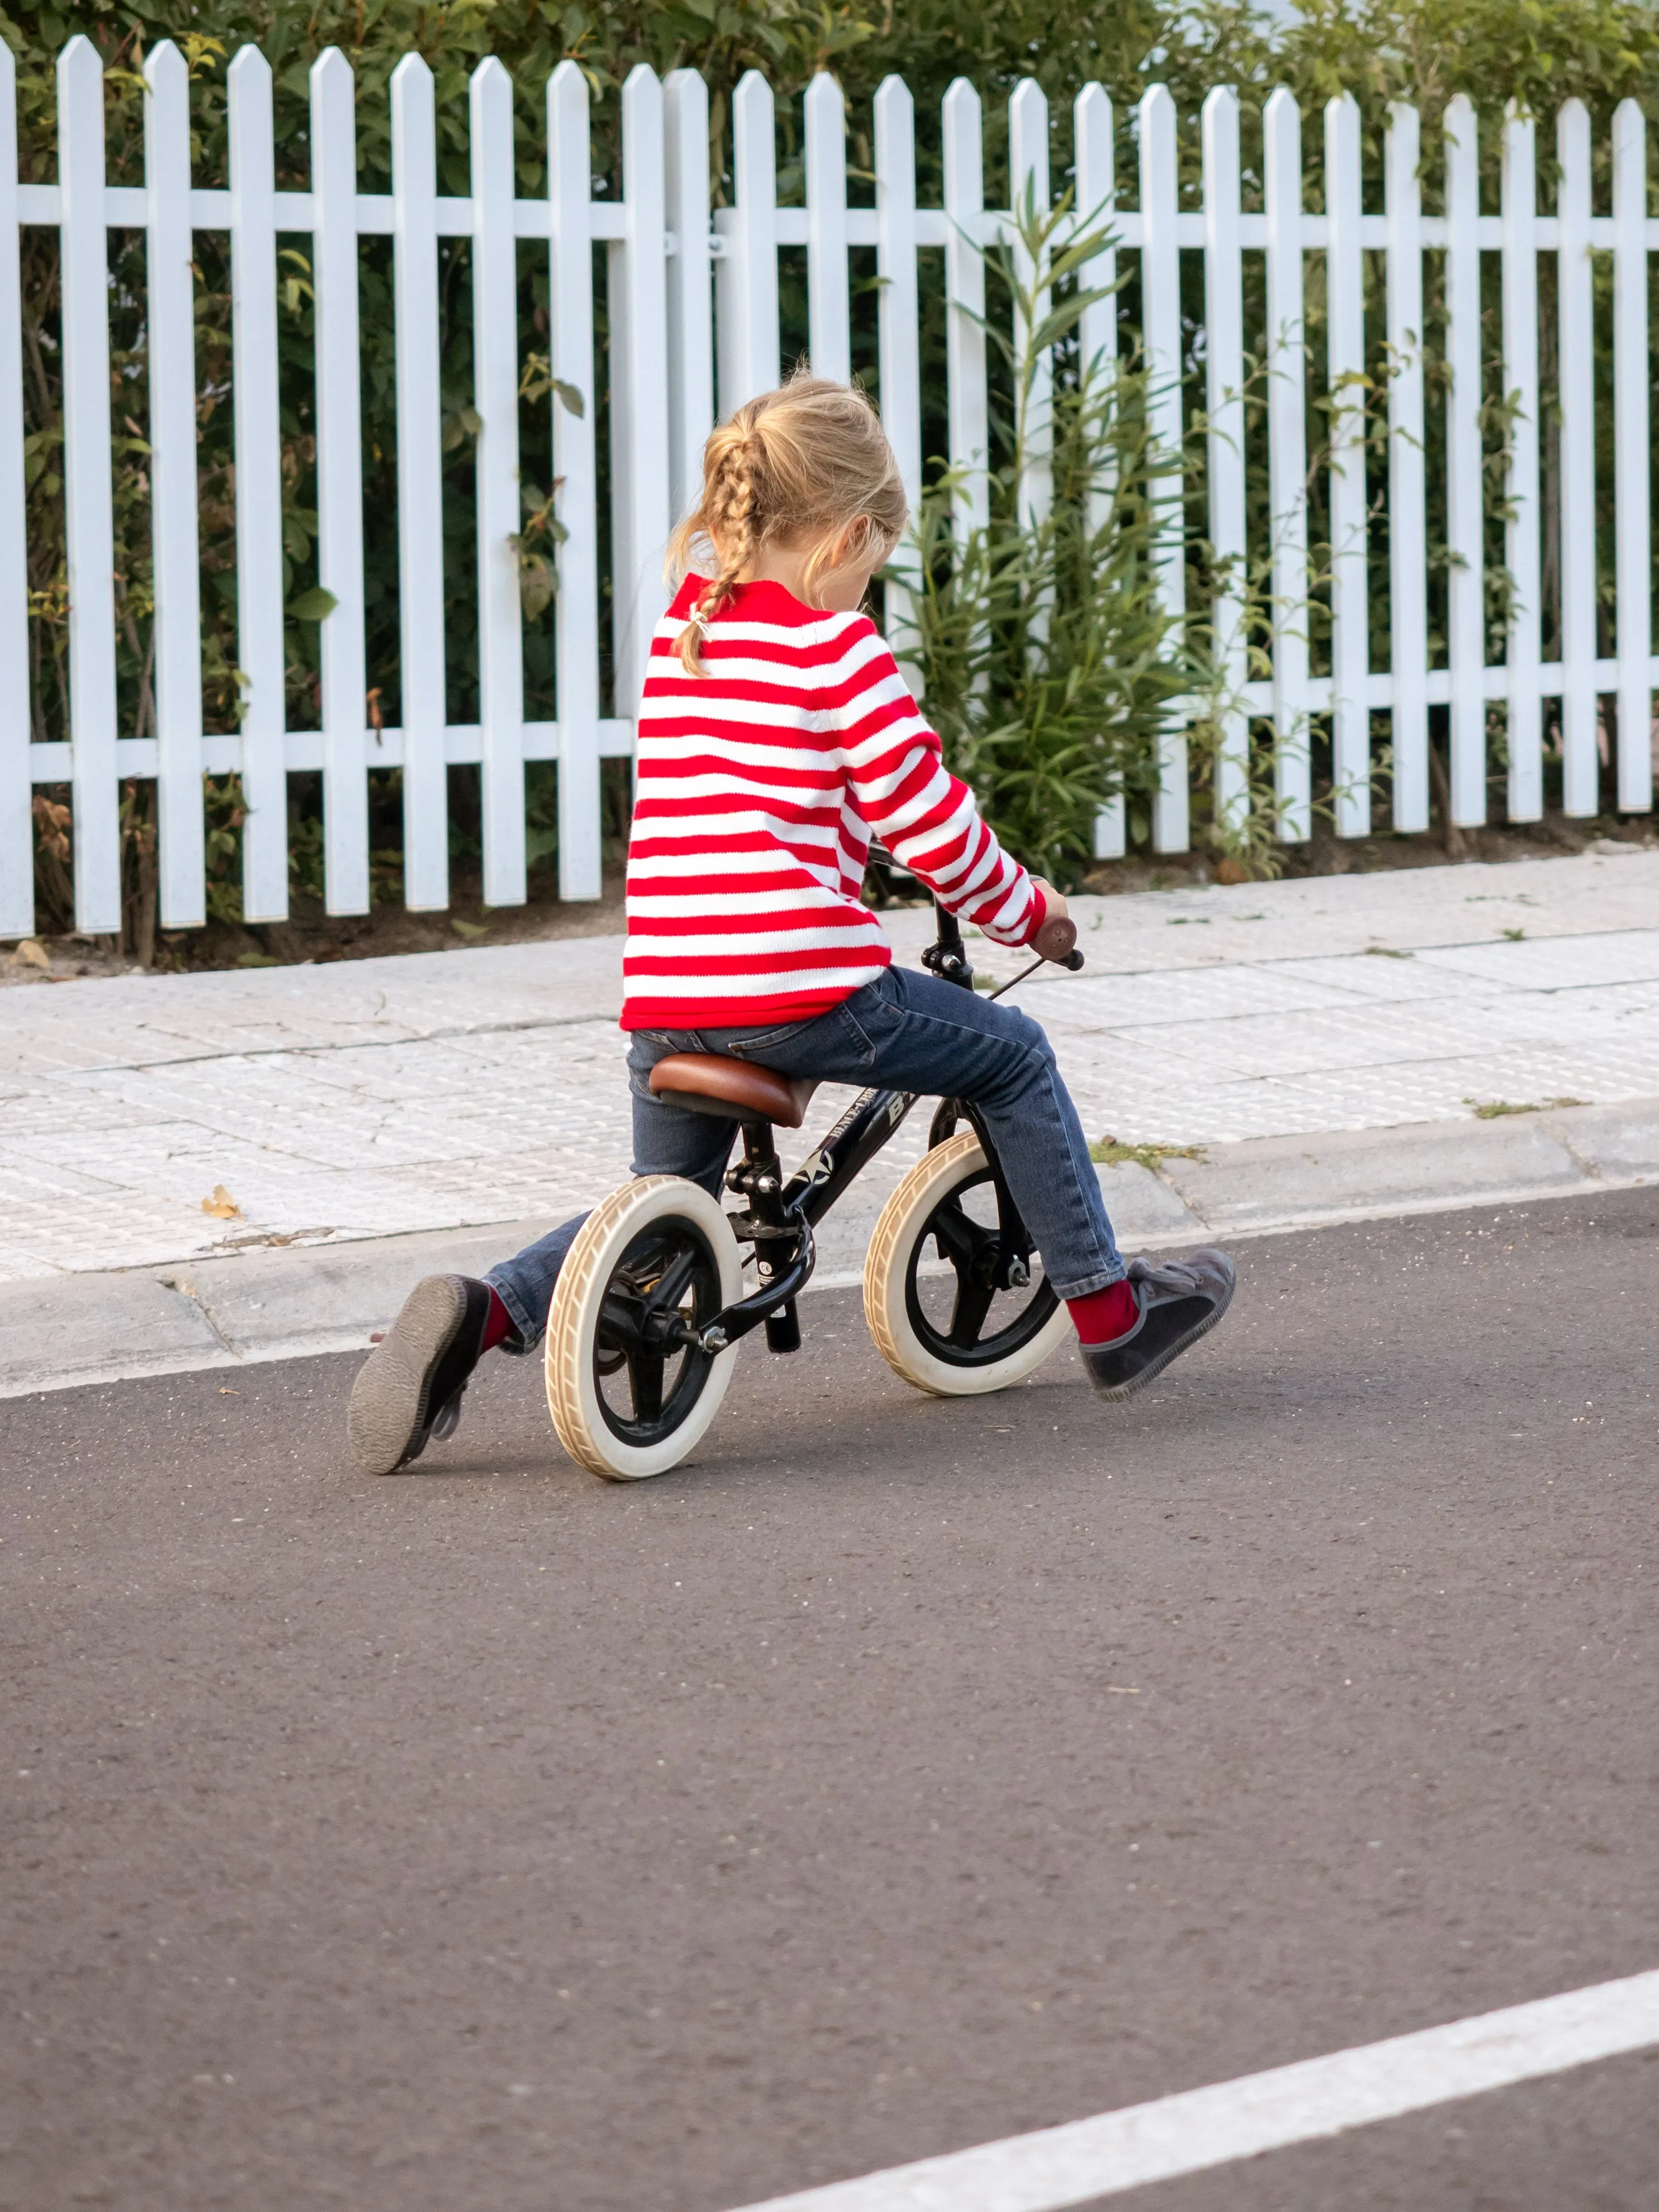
[689, 1076, 922, 1354]
[691, 900, 1035, 1354]
[779, 891, 1026, 1231]
[783, 1082, 918, 1226]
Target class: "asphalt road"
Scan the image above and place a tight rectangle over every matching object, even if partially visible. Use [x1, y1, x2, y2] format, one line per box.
[3, 1194, 1658, 2212]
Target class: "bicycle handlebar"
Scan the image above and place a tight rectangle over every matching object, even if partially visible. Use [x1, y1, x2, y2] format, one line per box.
[927, 893, 1085, 979]
[1033, 913, 1085, 970]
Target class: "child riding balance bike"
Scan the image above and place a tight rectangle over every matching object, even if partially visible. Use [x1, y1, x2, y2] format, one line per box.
[348, 374, 1236, 1481]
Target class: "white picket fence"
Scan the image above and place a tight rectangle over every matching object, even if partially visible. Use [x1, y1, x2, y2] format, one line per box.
[2, 42, 1656, 940]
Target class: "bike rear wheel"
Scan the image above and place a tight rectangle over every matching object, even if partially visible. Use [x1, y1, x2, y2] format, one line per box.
[863, 1131, 1073, 1396]
[546, 1176, 744, 1479]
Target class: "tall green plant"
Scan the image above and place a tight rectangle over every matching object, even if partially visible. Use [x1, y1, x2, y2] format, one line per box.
[897, 193, 1191, 886]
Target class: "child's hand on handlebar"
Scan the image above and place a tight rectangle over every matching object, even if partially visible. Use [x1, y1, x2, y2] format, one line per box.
[1026, 879, 1083, 968]
[1030, 877, 1070, 927]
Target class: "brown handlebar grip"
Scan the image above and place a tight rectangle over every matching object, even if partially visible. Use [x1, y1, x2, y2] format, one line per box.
[1033, 913, 1078, 964]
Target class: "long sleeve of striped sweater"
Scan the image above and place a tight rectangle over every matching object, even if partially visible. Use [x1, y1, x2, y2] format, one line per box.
[621, 577, 1046, 1031]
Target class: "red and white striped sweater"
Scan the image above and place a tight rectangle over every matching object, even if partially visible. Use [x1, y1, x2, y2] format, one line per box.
[621, 577, 1045, 1031]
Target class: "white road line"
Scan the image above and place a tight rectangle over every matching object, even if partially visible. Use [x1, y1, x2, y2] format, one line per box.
[727, 1969, 1659, 2212]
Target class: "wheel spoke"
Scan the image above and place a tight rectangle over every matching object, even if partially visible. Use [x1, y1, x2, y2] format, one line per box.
[930, 1195, 993, 1270]
[600, 1231, 711, 1440]
[947, 1272, 997, 1349]
[643, 1244, 698, 1315]
[599, 1292, 646, 1349]
[624, 1345, 666, 1423]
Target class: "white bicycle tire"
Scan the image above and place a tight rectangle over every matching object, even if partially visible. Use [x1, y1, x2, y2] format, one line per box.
[546, 1175, 744, 1480]
[864, 1130, 1073, 1397]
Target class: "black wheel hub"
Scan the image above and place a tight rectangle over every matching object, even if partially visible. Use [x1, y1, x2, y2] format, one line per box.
[593, 1221, 724, 1448]
[903, 1166, 1058, 1367]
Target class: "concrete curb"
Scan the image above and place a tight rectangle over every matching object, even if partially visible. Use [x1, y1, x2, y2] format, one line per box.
[4, 1099, 1656, 1400]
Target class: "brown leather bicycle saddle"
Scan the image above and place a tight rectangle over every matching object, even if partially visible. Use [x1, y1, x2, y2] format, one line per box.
[648, 1053, 820, 1129]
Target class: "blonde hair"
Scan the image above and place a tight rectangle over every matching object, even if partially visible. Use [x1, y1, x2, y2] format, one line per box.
[667, 372, 908, 673]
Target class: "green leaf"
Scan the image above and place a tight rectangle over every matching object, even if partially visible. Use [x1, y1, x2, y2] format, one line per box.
[288, 587, 338, 623]
[518, 556, 556, 622]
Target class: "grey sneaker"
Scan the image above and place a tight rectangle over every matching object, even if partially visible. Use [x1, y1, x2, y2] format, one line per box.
[347, 1274, 493, 1474]
[1080, 1249, 1236, 1401]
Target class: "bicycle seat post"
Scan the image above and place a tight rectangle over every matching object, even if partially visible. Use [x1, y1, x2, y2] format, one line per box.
[724, 1118, 804, 1355]
[921, 897, 975, 993]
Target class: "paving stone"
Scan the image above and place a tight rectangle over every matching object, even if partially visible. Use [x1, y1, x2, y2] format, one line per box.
[4, 850, 1659, 1320]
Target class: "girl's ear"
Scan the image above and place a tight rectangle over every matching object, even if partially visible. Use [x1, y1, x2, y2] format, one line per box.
[819, 526, 854, 582]
[814, 517, 872, 589]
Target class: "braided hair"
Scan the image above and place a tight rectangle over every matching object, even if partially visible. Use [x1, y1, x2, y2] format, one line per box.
[669, 371, 908, 675]
[675, 424, 762, 671]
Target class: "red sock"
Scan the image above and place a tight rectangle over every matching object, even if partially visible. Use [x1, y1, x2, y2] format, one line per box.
[1066, 1277, 1138, 1346]
[481, 1285, 514, 1352]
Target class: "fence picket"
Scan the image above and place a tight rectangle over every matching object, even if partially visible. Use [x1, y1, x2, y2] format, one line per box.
[227, 46, 289, 923]
[876, 76, 922, 658]
[614, 65, 672, 708]
[1443, 94, 1485, 827]
[1612, 97, 1652, 814]
[1324, 91, 1369, 839]
[1201, 86, 1248, 842]
[1385, 101, 1429, 834]
[0, 43, 30, 938]
[1008, 79, 1051, 534]
[1075, 83, 1116, 498]
[875, 78, 922, 511]
[1264, 87, 1310, 842]
[470, 57, 527, 908]
[1555, 99, 1598, 819]
[614, 66, 672, 717]
[805, 74, 850, 383]
[1502, 103, 1543, 822]
[718, 71, 779, 416]
[1138, 83, 1188, 854]
[548, 59, 603, 900]
[941, 79, 988, 546]
[310, 49, 370, 913]
[390, 54, 448, 912]
[142, 42, 206, 928]
[663, 69, 712, 523]
[57, 37, 121, 933]
[1076, 83, 1124, 863]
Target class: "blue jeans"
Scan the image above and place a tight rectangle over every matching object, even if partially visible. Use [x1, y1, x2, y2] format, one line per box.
[485, 963, 1123, 1350]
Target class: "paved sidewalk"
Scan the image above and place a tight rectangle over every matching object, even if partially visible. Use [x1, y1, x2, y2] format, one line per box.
[5, 845, 1659, 1392]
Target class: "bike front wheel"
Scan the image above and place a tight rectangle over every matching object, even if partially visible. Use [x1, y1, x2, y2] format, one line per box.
[546, 1176, 744, 1480]
[863, 1131, 1073, 1397]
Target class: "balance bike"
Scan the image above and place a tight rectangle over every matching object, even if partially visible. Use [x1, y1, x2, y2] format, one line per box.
[544, 901, 1085, 1478]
